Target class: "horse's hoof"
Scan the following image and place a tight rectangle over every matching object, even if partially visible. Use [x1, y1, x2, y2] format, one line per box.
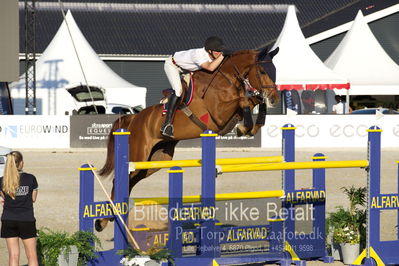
[236, 127, 244, 137]
[95, 219, 104, 232]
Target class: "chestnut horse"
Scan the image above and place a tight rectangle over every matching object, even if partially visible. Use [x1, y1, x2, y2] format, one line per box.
[95, 48, 279, 231]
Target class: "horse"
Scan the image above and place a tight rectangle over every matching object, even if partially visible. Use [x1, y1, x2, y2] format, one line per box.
[95, 47, 279, 231]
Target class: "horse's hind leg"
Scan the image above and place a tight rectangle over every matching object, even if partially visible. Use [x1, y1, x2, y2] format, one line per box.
[128, 140, 179, 187]
[95, 184, 116, 232]
[94, 172, 143, 232]
[95, 140, 178, 232]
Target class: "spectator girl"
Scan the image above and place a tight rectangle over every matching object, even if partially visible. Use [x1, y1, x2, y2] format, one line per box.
[0, 151, 38, 266]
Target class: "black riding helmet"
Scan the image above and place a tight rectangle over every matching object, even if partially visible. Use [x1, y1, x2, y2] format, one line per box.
[204, 36, 225, 52]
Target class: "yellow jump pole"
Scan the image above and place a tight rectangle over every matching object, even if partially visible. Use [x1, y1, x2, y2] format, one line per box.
[129, 156, 283, 171]
[218, 160, 369, 174]
[134, 190, 285, 206]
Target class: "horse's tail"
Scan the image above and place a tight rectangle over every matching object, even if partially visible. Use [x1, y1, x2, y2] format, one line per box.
[98, 122, 118, 177]
[98, 115, 134, 177]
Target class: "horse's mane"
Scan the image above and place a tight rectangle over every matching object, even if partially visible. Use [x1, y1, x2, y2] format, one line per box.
[219, 50, 257, 70]
[231, 49, 256, 56]
[194, 49, 257, 80]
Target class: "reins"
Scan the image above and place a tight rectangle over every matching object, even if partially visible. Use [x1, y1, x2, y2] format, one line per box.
[200, 57, 227, 99]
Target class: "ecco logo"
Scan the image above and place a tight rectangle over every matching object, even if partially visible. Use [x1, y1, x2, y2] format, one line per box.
[393, 125, 399, 137]
[295, 124, 319, 138]
[265, 124, 319, 138]
[330, 124, 368, 137]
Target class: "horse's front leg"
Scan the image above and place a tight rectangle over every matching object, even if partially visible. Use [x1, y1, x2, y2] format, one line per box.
[249, 102, 266, 136]
[236, 97, 254, 136]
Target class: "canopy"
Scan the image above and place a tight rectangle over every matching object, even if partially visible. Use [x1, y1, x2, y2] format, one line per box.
[272, 5, 349, 91]
[325, 10, 399, 96]
[10, 10, 146, 115]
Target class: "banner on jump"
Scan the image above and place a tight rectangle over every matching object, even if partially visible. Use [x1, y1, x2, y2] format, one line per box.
[177, 115, 261, 148]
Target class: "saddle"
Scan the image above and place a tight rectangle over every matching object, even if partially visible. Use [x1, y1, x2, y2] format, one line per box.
[160, 73, 208, 132]
[161, 73, 194, 113]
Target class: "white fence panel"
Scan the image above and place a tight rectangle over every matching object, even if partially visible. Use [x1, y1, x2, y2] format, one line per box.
[0, 116, 70, 148]
[262, 115, 399, 148]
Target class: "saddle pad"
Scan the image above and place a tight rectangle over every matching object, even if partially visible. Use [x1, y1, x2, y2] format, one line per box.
[162, 74, 195, 114]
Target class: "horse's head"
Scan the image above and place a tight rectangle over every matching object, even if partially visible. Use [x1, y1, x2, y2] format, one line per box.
[223, 48, 279, 106]
[245, 47, 279, 106]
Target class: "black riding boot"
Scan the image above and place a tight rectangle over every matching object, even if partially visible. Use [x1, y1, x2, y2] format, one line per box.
[161, 93, 179, 138]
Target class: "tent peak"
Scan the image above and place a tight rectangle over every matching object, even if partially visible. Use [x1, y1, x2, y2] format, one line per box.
[325, 9, 399, 95]
[271, 4, 349, 90]
[355, 9, 364, 18]
[10, 7, 147, 114]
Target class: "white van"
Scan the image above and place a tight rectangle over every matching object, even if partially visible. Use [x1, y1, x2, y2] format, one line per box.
[66, 85, 143, 115]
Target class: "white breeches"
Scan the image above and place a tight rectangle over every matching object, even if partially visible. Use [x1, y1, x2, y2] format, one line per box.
[164, 56, 183, 97]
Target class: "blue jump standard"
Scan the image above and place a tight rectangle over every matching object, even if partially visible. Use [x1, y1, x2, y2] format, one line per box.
[350, 127, 399, 266]
[79, 129, 130, 266]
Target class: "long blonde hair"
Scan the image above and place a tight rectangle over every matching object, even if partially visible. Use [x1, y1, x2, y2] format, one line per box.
[2, 151, 23, 199]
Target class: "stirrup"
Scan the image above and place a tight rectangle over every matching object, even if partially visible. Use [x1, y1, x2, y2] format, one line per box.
[161, 124, 174, 138]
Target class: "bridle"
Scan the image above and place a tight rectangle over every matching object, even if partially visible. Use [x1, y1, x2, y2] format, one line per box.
[217, 59, 277, 98]
[243, 60, 277, 90]
[202, 55, 277, 99]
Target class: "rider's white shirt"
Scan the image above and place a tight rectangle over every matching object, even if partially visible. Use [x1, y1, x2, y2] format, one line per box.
[173, 47, 212, 71]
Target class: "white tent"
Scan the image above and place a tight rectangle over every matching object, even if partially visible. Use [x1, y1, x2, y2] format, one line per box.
[10, 10, 146, 115]
[272, 5, 349, 91]
[325, 10, 399, 96]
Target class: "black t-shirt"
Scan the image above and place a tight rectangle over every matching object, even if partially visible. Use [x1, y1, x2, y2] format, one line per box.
[0, 172, 38, 221]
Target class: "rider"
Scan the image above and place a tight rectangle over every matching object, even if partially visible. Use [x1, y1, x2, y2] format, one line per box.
[161, 36, 226, 138]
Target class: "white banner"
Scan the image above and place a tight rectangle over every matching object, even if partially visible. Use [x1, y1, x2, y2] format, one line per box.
[0, 115, 398, 149]
[261, 115, 399, 148]
[0, 116, 70, 148]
